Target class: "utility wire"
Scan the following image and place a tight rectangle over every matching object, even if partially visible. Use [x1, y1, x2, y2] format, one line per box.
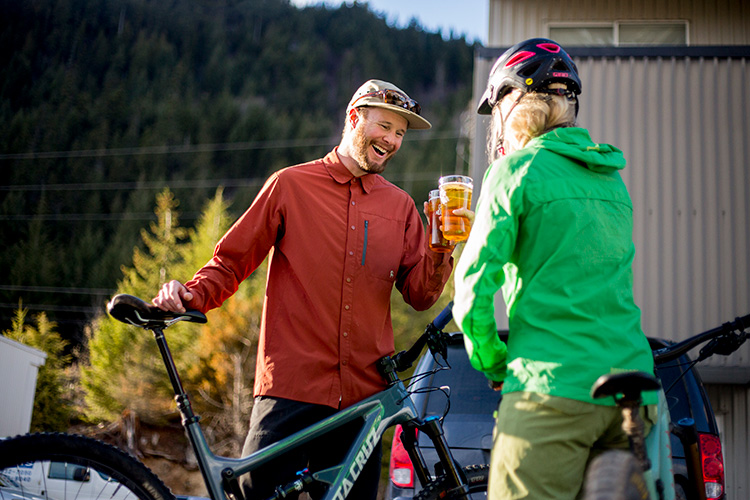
[0, 131, 464, 161]
[0, 136, 340, 160]
[0, 302, 103, 314]
[0, 285, 115, 296]
[0, 212, 200, 221]
[0, 178, 266, 192]
[0, 171, 446, 196]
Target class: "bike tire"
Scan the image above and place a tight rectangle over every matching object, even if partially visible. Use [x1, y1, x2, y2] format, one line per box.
[0, 433, 175, 500]
[414, 464, 489, 500]
[583, 450, 650, 500]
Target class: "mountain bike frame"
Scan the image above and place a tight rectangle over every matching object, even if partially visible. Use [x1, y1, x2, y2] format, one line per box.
[109, 295, 467, 500]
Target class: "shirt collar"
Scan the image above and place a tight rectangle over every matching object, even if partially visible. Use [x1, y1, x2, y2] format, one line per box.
[324, 148, 378, 194]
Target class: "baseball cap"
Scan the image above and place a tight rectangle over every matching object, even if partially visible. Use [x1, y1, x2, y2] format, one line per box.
[347, 79, 432, 130]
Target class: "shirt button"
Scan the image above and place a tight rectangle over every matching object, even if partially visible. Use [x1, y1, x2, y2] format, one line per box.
[349, 251, 354, 256]
[342, 360, 348, 366]
[344, 305, 350, 310]
[343, 332, 349, 337]
[346, 277, 352, 283]
[351, 225, 355, 230]
[351, 201, 356, 206]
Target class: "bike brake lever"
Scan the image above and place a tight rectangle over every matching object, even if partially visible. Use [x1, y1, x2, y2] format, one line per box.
[697, 332, 747, 361]
[426, 329, 449, 364]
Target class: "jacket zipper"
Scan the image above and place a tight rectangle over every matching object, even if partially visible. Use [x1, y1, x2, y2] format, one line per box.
[362, 220, 368, 266]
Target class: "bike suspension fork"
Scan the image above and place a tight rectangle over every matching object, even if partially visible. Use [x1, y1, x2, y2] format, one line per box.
[415, 417, 468, 495]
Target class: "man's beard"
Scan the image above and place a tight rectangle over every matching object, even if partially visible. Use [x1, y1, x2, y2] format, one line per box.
[351, 124, 390, 174]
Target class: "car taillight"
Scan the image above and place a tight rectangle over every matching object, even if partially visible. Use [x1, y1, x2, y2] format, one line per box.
[699, 433, 725, 499]
[390, 425, 415, 488]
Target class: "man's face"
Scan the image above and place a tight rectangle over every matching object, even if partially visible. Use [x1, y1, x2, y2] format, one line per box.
[350, 107, 408, 174]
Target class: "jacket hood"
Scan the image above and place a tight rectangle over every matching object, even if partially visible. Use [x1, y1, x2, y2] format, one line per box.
[530, 127, 626, 173]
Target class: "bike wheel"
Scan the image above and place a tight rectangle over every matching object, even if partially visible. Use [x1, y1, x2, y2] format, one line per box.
[0, 433, 175, 500]
[414, 464, 489, 500]
[584, 450, 650, 500]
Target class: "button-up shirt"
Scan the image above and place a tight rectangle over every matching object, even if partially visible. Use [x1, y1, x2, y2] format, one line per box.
[185, 149, 453, 408]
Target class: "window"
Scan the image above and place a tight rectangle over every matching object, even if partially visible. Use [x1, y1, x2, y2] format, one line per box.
[549, 25, 614, 46]
[618, 22, 687, 45]
[549, 21, 688, 46]
[48, 462, 90, 482]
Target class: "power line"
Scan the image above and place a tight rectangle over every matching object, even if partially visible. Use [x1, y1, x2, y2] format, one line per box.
[0, 302, 103, 314]
[0, 171, 447, 195]
[0, 178, 266, 192]
[0, 137, 340, 161]
[0, 212, 200, 221]
[0, 285, 115, 295]
[0, 131, 464, 161]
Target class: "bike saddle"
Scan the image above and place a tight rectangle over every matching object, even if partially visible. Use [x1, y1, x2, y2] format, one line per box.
[590, 371, 661, 401]
[107, 293, 207, 328]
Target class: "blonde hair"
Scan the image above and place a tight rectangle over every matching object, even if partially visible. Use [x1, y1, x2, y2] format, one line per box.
[488, 86, 576, 161]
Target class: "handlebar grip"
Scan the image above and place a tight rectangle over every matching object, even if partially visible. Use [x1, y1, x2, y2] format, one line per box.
[431, 301, 454, 331]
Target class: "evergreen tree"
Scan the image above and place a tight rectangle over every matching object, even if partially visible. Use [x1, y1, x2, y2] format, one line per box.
[176, 188, 266, 454]
[4, 304, 72, 431]
[81, 188, 194, 423]
[81, 187, 268, 452]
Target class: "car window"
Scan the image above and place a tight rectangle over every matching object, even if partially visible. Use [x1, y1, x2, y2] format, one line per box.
[48, 462, 89, 481]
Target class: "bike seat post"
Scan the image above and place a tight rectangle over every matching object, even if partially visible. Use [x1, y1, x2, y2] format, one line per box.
[150, 325, 199, 425]
[618, 397, 651, 472]
[591, 372, 660, 473]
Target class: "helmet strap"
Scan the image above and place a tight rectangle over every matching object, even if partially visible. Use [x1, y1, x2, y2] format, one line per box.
[496, 92, 526, 157]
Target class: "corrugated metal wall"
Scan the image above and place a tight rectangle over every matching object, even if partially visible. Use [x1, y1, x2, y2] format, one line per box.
[575, 53, 750, 363]
[488, 0, 750, 46]
[470, 47, 750, 498]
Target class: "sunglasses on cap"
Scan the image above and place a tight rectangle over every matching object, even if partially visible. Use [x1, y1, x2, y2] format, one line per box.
[351, 89, 422, 115]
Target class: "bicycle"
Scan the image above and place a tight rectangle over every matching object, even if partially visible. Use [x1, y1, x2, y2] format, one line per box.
[0, 294, 488, 500]
[584, 313, 750, 500]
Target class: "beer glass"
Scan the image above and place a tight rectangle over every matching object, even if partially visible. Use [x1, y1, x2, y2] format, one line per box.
[439, 175, 473, 242]
[427, 190, 455, 253]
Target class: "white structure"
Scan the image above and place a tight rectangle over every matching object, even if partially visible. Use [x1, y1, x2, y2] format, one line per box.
[0, 335, 47, 437]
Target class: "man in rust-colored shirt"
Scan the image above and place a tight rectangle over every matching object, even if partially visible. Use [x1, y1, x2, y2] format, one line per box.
[153, 79, 456, 499]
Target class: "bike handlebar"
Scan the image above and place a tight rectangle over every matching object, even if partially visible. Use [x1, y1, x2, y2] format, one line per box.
[109, 292, 749, 373]
[652, 313, 750, 364]
[432, 301, 454, 331]
[391, 301, 454, 372]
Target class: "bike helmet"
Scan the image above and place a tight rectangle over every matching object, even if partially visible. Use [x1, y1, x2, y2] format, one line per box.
[477, 38, 582, 115]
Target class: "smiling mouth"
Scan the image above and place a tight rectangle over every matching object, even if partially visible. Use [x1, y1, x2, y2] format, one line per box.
[372, 144, 389, 158]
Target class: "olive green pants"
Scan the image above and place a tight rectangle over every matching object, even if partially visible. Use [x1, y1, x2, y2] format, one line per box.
[489, 392, 654, 500]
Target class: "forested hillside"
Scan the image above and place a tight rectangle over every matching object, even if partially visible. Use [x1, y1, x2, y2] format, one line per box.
[0, 0, 477, 344]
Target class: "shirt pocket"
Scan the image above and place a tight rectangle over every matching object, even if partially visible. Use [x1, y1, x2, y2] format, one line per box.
[359, 212, 404, 282]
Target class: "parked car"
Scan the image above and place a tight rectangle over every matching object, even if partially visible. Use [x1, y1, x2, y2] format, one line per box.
[0, 472, 48, 500]
[387, 334, 499, 500]
[386, 333, 725, 500]
[2, 460, 133, 500]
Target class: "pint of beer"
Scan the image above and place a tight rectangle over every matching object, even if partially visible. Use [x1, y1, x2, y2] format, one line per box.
[439, 175, 473, 242]
[427, 190, 455, 253]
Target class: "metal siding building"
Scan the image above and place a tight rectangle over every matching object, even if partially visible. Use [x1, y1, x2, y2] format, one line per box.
[473, 1, 750, 497]
[487, 0, 750, 47]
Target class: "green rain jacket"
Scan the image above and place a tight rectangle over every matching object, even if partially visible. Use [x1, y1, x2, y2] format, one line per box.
[453, 127, 655, 406]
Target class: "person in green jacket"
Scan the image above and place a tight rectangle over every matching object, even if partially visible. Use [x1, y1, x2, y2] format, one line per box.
[453, 38, 657, 499]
